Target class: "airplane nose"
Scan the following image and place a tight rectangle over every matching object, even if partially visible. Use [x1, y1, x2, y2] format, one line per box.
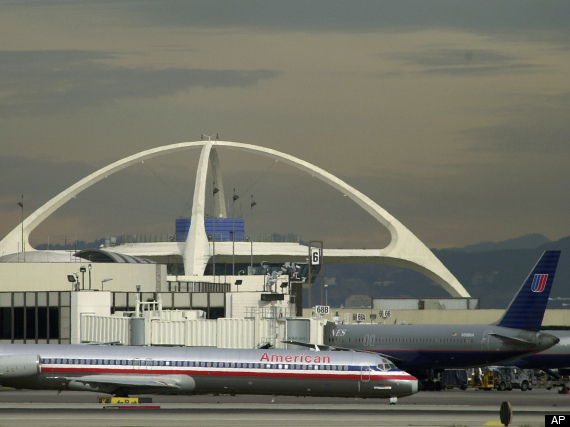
[393, 377, 419, 397]
[411, 379, 419, 395]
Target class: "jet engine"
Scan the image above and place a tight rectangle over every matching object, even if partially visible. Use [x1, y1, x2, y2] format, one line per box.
[0, 354, 41, 379]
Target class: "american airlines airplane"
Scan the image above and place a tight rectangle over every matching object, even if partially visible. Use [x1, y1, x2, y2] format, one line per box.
[294, 251, 561, 389]
[0, 345, 418, 400]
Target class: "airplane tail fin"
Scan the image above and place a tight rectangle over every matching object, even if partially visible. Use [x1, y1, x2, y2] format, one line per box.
[496, 250, 561, 332]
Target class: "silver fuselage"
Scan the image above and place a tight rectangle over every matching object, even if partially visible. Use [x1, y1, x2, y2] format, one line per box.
[0, 344, 418, 399]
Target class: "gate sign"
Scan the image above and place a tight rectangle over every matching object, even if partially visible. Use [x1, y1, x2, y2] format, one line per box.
[316, 305, 330, 315]
[353, 313, 366, 322]
[311, 247, 320, 265]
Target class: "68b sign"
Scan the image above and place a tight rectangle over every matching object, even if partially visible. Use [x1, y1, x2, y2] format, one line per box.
[315, 305, 330, 315]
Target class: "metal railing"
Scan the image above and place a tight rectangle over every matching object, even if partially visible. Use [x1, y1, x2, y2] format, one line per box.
[167, 281, 230, 293]
[113, 232, 300, 245]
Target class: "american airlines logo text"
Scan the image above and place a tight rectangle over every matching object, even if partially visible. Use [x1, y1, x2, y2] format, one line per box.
[531, 274, 548, 293]
[260, 353, 332, 364]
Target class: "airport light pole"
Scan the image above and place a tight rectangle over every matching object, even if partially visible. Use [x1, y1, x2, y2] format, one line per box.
[17, 195, 24, 261]
[250, 195, 256, 273]
[101, 277, 113, 290]
[80, 266, 86, 291]
[325, 283, 335, 306]
[232, 189, 239, 276]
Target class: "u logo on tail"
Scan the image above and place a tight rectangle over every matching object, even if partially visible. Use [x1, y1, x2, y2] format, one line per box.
[531, 274, 548, 293]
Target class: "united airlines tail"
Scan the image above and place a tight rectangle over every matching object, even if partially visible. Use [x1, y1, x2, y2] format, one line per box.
[496, 250, 561, 332]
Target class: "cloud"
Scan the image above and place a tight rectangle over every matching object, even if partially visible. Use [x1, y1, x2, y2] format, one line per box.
[389, 49, 543, 77]
[0, 50, 280, 115]
[9, 1, 570, 34]
[0, 155, 89, 204]
[120, 1, 570, 34]
[461, 123, 570, 154]
[457, 90, 570, 155]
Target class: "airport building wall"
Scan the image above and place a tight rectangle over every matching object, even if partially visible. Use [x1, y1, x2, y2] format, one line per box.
[0, 263, 166, 293]
[0, 289, 228, 345]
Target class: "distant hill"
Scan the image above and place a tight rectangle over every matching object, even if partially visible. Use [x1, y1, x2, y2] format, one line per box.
[316, 235, 570, 310]
[450, 233, 551, 253]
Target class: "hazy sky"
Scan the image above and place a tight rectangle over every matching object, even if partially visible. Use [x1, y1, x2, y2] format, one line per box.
[1, 1, 568, 252]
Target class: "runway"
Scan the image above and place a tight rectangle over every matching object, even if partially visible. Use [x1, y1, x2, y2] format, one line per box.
[1, 388, 569, 427]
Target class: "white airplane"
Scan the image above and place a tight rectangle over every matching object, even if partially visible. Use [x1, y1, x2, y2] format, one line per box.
[0, 344, 418, 400]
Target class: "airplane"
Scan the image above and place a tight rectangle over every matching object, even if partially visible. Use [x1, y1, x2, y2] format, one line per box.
[297, 250, 562, 390]
[0, 344, 419, 400]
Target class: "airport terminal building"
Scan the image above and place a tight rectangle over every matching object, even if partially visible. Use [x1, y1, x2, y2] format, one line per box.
[1, 141, 567, 347]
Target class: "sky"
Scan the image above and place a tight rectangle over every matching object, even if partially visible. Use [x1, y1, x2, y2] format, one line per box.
[0, 0, 568, 253]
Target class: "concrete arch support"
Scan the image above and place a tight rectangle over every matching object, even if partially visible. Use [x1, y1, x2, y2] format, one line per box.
[213, 142, 469, 297]
[182, 141, 213, 276]
[0, 140, 469, 297]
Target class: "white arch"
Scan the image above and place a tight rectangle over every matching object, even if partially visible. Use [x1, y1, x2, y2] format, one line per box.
[183, 141, 212, 276]
[0, 140, 469, 297]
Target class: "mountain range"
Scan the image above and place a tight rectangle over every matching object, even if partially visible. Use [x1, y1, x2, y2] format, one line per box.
[318, 234, 570, 310]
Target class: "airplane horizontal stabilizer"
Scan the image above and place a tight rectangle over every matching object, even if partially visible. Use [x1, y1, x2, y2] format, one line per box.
[488, 333, 539, 349]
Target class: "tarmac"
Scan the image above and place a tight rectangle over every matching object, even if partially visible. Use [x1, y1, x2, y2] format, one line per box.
[1, 387, 569, 427]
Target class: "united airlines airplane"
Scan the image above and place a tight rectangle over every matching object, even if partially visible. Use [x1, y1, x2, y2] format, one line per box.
[0, 345, 418, 399]
[293, 251, 561, 389]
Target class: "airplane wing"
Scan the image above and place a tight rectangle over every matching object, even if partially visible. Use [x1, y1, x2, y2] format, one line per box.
[282, 340, 402, 363]
[47, 374, 195, 394]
